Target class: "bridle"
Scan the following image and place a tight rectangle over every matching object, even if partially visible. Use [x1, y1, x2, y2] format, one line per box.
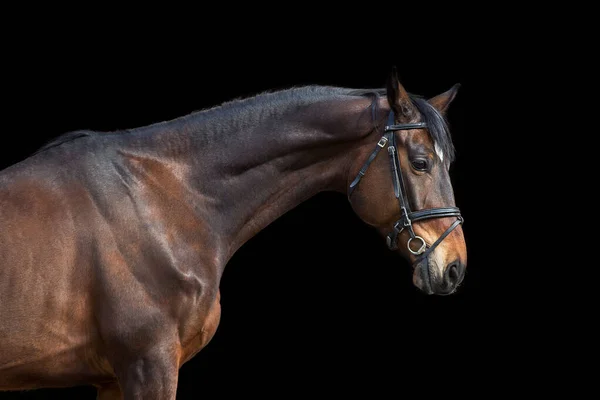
[348, 109, 463, 263]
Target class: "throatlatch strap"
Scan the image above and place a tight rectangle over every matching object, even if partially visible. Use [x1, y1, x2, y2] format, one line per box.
[348, 133, 391, 197]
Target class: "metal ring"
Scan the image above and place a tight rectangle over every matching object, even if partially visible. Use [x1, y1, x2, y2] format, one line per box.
[407, 236, 427, 255]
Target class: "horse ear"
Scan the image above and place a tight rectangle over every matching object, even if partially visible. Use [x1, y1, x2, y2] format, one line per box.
[386, 67, 415, 121]
[428, 84, 461, 115]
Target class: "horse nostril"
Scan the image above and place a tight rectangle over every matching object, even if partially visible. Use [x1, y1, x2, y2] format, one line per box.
[448, 263, 459, 283]
[444, 261, 464, 290]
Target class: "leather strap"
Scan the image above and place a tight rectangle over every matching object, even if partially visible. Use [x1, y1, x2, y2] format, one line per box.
[415, 217, 463, 262]
[386, 110, 420, 243]
[348, 108, 463, 260]
[386, 122, 427, 131]
[348, 134, 390, 197]
[409, 207, 461, 222]
[348, 114, 428, 198]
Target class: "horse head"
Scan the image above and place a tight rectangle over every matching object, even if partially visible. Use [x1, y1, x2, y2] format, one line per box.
[347, 69, 466, 295]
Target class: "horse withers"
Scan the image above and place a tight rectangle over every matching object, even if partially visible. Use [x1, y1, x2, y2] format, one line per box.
[0, 70, 466, 398]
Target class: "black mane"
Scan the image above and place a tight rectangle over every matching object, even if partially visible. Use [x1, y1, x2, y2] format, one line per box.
[347, 88, 455, 163]
[410, 96, 455, 163]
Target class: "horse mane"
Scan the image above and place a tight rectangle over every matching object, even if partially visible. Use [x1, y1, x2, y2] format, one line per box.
[32, 86, 455, 162]
[347, 88, 455, 163]
[410, 96, 455, 163]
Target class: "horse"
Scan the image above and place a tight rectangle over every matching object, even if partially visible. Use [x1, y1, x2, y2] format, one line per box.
[0, 70, 467, 399]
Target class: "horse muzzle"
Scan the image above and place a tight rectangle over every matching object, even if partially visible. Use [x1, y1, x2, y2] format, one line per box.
[413, 257, 465, 295]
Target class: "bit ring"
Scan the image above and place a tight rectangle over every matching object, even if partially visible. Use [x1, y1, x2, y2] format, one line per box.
[407, 236, 427, 255]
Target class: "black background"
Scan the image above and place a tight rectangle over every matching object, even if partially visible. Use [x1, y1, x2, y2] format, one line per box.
[0, 16, 506, 399]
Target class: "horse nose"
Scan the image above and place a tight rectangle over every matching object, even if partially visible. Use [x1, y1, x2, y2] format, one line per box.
[435, 260, 465, 295]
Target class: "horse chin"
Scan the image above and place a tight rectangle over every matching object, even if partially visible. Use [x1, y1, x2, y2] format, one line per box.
[412, 259, 434, 295]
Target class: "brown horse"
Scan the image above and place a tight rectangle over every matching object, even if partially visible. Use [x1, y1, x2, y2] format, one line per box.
[0, 70, 466, 398]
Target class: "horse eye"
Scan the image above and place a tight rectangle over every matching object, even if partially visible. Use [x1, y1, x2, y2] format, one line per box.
[411, 159, 428, 171]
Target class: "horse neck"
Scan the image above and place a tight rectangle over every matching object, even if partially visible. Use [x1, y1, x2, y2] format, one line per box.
[158, 93, 383, 260]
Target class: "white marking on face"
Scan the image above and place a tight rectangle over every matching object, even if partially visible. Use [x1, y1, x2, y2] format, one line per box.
[429, 242, 447, 278]
[414, 227, 448, 280]
[435, 142, 444, 163]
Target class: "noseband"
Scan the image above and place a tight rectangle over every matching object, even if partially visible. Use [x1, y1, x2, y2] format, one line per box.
[348, 110, 463, 262]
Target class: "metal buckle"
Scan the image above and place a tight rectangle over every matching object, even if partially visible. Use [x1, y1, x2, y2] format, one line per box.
[407, 236, 427, 255]
[377, 137, 388, 148]
[392, 220, 404, 233]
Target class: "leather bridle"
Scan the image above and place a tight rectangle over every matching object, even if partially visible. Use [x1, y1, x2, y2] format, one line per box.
[348, 109, 463, 263]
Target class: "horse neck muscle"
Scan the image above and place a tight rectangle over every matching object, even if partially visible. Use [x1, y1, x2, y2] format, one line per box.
[136, 95, 375, 260]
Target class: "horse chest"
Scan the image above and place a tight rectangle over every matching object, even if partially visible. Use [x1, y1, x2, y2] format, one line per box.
[177, 290, 222, 365]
